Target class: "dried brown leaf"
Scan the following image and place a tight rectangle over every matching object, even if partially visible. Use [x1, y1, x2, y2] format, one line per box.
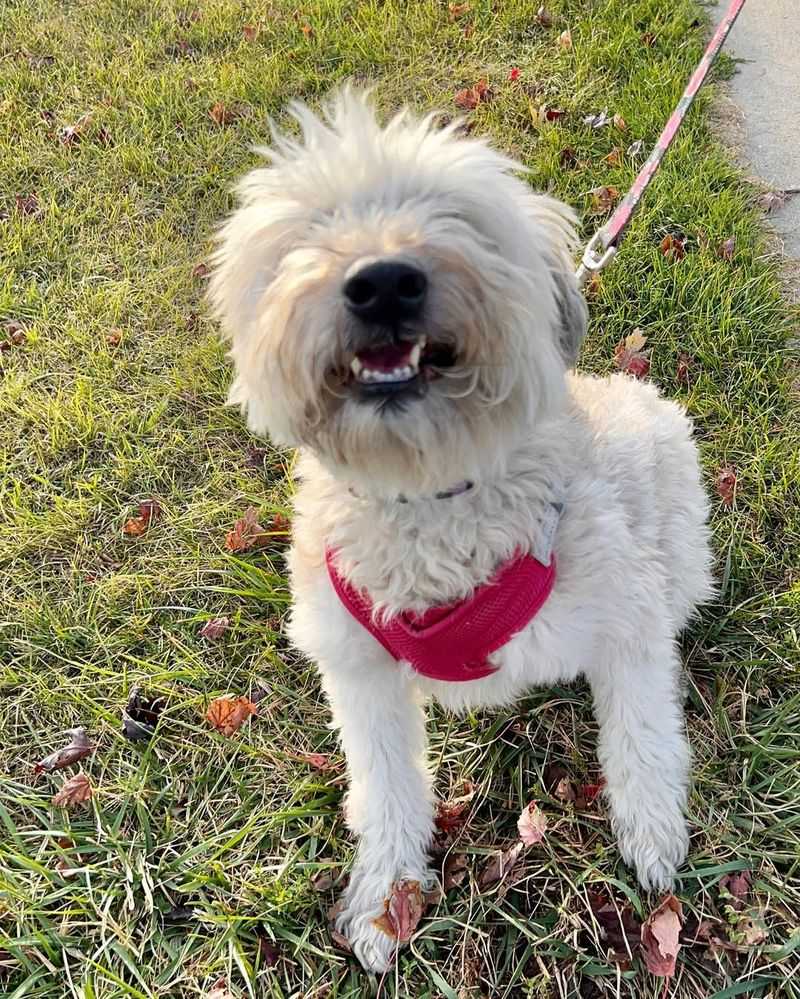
[52, 772, 93, 808]
[192, 261, 211, 279]
[641, 894, 683, 978]
[242, 24, 258, 41]
[443, 853, 468, 890]
[715, 466, 737, 506]
[614, 330, 650, 379]
[35, 728, 93, 774]
[209, 101, 241, 127]
[516, 801, 547, 845]
[293, 752, 336, 770]
[454, 79, 492, 111]
[205, 696, 257, 737]
[122, 687, 165, 742]
[660, 233, 686, 261]
[534, 5, 554, 27]
[123, 498, 162, 536]
[603, 146, 623, 167]
[613, 113, 627, 132]
[557, 29, 572, 49]
[198, 616, 230, 640]
[589, 185, 619, 213]
[558, 146, 578, 169]
[435, 799, 469, 835]
[225, 507, 269, 552]
[15, 193, 40, 216]
[205, 981, 234, 999]
[448, 2, 470, 18]
[588, 890, 642, 958]
[59, 112, 92, 146]
[106, 329, 122, 347]
[676, 352, 694, 386]
[478, 840, 525, 889]
[719, 869, 751, 911]
[372, 879, 425, 942]
[719, 236, 736, 262]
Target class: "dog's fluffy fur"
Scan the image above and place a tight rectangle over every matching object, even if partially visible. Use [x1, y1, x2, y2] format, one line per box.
[210, 90, 714, 972]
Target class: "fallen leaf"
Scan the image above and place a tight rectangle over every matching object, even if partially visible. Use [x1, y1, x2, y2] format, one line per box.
[641, 894, 683, 977]
[300, 23, 313, 37]
[225, 507, 269, 552]
[35, 728, 93, 774]
[59, 112, 92, 146]
[205, 980, 234, 999]
[328, 901, 353, 952]
[209, 101, 241, 127]
[585, 272, 602, 298]
[534, 5, 554, 27]
[676, 352, 694, 386]
[123, 498, 162, 537]
[540, 106, 567, 122]
[372, 879, 425, 941]
[122, 687, 166, 742]
[559, 146, 578, 169]
[443, 853, 468, 890]
[603, 146, 623, 167]
[96, 126, 112, 147]
[557, 29, 572, 49]
[517, 801, 547, 845]
[508, 67, 520, 82]
[242, 24, 258, 41]
[192, 261, 211, 279]
[614, 330, 650, 379]
[448, 2, 470, 18]
[245, 445, 270, 468]
[198, 617, 230, 640]
[270, 511, 290, 534]
[757, 189, 791, 213]
[257, 935, 282, 966]
[106, 328, 123, 347]
[177, 8, 202, 25]
[293, 752, 335, 770]
[52, 772, 93, 808]
[205, 696, 257, 737]
[660, 233, 686, 261]
[736, 913, 767, 946]
[15, 193, 39, 216]
[478, 840, 525, 888]
[719, 870, 751, 911]
[436, 799, 469, 835]
[588, 890, 642, 959]
[454, 79, 492, 111]
[719, 236, 736, 262]
[583, 109, 612, 129]
[311, 867, 340, 892]
[641, 31, 657, 46]
[553, 777, 577, 802]
[589, 185, 619, 213]
[715, 466, 737, 506]
[613, 113, 627, 131]
[580, 779, 605, 802]
[627, 138, 645, 158]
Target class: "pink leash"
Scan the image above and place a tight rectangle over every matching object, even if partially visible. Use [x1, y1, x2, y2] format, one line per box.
[576, 0, 747, 286]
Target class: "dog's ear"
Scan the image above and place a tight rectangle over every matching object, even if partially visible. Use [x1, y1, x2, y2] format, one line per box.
[520, 193, 588, 367]
[551, 266, 588, 367]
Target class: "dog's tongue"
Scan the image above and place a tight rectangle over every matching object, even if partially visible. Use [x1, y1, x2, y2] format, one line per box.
[355, 343, 414, 373]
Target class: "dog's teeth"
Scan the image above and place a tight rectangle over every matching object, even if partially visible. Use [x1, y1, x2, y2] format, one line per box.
[409, 343, 422, 370]
[350, 357, 363, 376]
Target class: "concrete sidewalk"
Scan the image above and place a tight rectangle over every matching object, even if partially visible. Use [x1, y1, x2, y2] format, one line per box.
[713, 0, 800, 257]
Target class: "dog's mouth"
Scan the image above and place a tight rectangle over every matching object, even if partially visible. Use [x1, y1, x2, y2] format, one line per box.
[347, 336, 457, 399]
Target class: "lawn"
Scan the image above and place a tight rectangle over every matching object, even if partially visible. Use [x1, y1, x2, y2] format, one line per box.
[1, 0, 799, 996]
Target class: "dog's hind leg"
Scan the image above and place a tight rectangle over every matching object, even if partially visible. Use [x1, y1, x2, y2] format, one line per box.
[588, 638, 690, 890]
[320, 658, 435, 972]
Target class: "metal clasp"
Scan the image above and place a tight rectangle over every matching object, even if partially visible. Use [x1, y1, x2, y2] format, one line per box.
[575, 230, 617, 288]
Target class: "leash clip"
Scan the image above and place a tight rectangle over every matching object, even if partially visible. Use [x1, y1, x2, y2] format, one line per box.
[575, 230, 617, 287]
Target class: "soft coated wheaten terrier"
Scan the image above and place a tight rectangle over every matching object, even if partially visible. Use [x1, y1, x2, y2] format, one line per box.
[210, 89, 713, 972]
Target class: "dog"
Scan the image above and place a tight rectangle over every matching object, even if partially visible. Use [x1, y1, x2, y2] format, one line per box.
[209, 89, 714, 972]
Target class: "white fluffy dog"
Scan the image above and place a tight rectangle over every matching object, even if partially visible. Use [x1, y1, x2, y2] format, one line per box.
[210, 89, 714, 972]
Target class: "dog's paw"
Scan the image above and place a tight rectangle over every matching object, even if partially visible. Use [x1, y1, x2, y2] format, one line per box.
[335, 862, 433, 972]
[335, 903, 398, 973]
[615, 813, 689, 891]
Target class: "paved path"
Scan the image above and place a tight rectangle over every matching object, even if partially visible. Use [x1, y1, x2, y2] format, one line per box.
[714, 0, 800, 257]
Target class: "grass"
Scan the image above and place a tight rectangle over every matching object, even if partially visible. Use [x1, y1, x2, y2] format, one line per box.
[1, 0, 799, 996]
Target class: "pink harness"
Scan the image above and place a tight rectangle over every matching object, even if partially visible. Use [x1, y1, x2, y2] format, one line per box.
[326, 549, 556, 682]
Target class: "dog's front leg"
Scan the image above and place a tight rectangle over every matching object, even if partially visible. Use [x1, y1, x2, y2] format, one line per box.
[321, 658, 434, 972]
[589, 640, 690, 890]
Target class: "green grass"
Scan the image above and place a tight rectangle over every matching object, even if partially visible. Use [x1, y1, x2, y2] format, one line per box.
[1, 0, 799, 996]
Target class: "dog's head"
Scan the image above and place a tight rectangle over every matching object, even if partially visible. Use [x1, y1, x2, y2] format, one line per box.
[210, 89, 586, 495]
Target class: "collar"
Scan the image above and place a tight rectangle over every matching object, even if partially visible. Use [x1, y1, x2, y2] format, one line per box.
[349, 480, 474, 503]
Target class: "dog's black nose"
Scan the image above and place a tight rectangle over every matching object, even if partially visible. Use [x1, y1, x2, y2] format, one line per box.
[343, 260, 427, 323]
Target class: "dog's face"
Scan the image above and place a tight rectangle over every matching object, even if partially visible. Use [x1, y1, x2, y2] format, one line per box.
[210, 89, 586, 495]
